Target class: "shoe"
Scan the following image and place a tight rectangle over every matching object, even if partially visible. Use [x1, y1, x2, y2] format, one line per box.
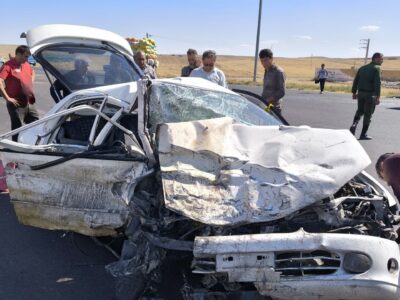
[349, 124, 357, 135]
[320, 91, 323, 94]
[359, 134, 372, 140]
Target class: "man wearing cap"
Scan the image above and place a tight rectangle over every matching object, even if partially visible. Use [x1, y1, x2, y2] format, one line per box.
[0, 45, 38, 141]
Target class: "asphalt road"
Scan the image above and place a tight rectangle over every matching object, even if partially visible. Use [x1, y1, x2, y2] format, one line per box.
[0, 70, 399, 299]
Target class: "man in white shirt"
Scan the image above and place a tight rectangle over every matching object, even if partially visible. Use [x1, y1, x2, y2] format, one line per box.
[190, 50, 227, 87]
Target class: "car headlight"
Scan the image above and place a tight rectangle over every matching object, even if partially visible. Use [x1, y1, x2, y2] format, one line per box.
[343, 252, 372, 274]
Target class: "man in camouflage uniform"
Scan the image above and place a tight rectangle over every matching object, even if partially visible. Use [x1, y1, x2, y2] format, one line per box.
[349, 52, 383, 140]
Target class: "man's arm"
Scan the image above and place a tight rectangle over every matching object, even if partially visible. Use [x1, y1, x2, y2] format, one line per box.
[351, 69, 359, 99]
[273, 70, 285, 101]
[219, 71, 227, 88]
[373, 67, 381, 103]
[0, 72, 19, 107]
[151, 67, 157, 79]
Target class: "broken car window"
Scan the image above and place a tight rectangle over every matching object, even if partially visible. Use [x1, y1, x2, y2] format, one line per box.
[39, 46, 140, 91]
[148, 82, 282, 134]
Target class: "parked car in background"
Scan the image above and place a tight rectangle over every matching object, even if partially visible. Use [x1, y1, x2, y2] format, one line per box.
[0, 24, 399, 300]
[0, 56, 5, 68]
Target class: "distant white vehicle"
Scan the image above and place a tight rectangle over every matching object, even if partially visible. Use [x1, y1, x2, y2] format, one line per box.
[0, 56, 5, 67]
[0, 24, 399, 300]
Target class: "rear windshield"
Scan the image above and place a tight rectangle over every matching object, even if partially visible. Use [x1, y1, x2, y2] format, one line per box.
[39, 45, 141, 90]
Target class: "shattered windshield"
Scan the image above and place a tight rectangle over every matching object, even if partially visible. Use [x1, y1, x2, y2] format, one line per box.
[148, 82, 282, 133]
[39, 45, 141, 90]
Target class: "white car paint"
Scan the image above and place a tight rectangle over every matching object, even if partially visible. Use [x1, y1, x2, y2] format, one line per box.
[25, 24, 133, 56]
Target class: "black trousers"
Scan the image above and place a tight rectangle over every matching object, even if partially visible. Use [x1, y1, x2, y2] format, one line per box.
[319, 78, 326, 92]
[6, 102, 39, 142]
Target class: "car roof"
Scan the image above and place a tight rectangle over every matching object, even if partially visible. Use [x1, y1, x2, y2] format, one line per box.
[25, 24, 133, 57]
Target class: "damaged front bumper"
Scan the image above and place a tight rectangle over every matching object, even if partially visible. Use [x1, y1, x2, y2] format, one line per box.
[193, 229, 400, 300]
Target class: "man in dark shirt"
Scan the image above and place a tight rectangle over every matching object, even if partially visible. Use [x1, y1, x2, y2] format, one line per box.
[181, 48, 200, 77]
[349, 52, 383, 140]
[259, 49, 285, 115]
[0, 45, 39, 141]
[376, 153, 400, 201]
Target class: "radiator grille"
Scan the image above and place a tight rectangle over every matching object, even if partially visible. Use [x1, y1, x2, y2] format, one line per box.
[275, 250, 340, 276]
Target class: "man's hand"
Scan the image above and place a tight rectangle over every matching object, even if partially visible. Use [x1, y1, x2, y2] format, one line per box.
[375, 96, 380, 105]
[267, 96, 275, 104]
[352, 93, 357, 100]
[7, 98, 19, 107]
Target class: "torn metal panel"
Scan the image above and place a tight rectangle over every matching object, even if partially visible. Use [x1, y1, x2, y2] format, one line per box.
[1, 152, 148, 236]
[193, 229, 400, 300]
[158, 117, 371, 226]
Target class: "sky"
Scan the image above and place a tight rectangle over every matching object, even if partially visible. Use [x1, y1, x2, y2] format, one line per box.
[1, 0, 399, 58]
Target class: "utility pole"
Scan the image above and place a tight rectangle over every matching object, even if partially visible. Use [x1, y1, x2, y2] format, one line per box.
[253, 0, 263, 82]
[360, 39, 370, 65]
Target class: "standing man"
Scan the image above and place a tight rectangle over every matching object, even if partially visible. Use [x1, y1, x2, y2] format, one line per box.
[375, 153, 400, 201]
[181, 49, 200, 77]
[317, 63, 328, 94]
[259, 49, 285, 115]
[349, 52, 383, 140]
[190, 50, 227, 87]
[134, 51, 157, 79]
[0, 45, 38, 142]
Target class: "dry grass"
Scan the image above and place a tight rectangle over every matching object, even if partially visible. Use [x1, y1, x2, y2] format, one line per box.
[158, 54, 400, 97]
[0, 45, 18, 60]
[158, 54, 400, 79]
[2, 45, 399, 96]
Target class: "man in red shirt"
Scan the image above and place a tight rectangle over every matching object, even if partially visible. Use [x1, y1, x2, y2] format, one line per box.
[0, 45, 39, 141]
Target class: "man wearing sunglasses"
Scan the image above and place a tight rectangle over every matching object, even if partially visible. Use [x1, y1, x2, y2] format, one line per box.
[259, 49, 286, 115]
[190, 50, 227, 87]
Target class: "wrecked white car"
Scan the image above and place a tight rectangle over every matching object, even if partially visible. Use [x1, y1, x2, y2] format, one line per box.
[0, 25, 400, 300]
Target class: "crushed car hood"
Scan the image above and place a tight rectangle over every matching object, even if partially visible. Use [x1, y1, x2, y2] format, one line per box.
[158, 117, 371, 226]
